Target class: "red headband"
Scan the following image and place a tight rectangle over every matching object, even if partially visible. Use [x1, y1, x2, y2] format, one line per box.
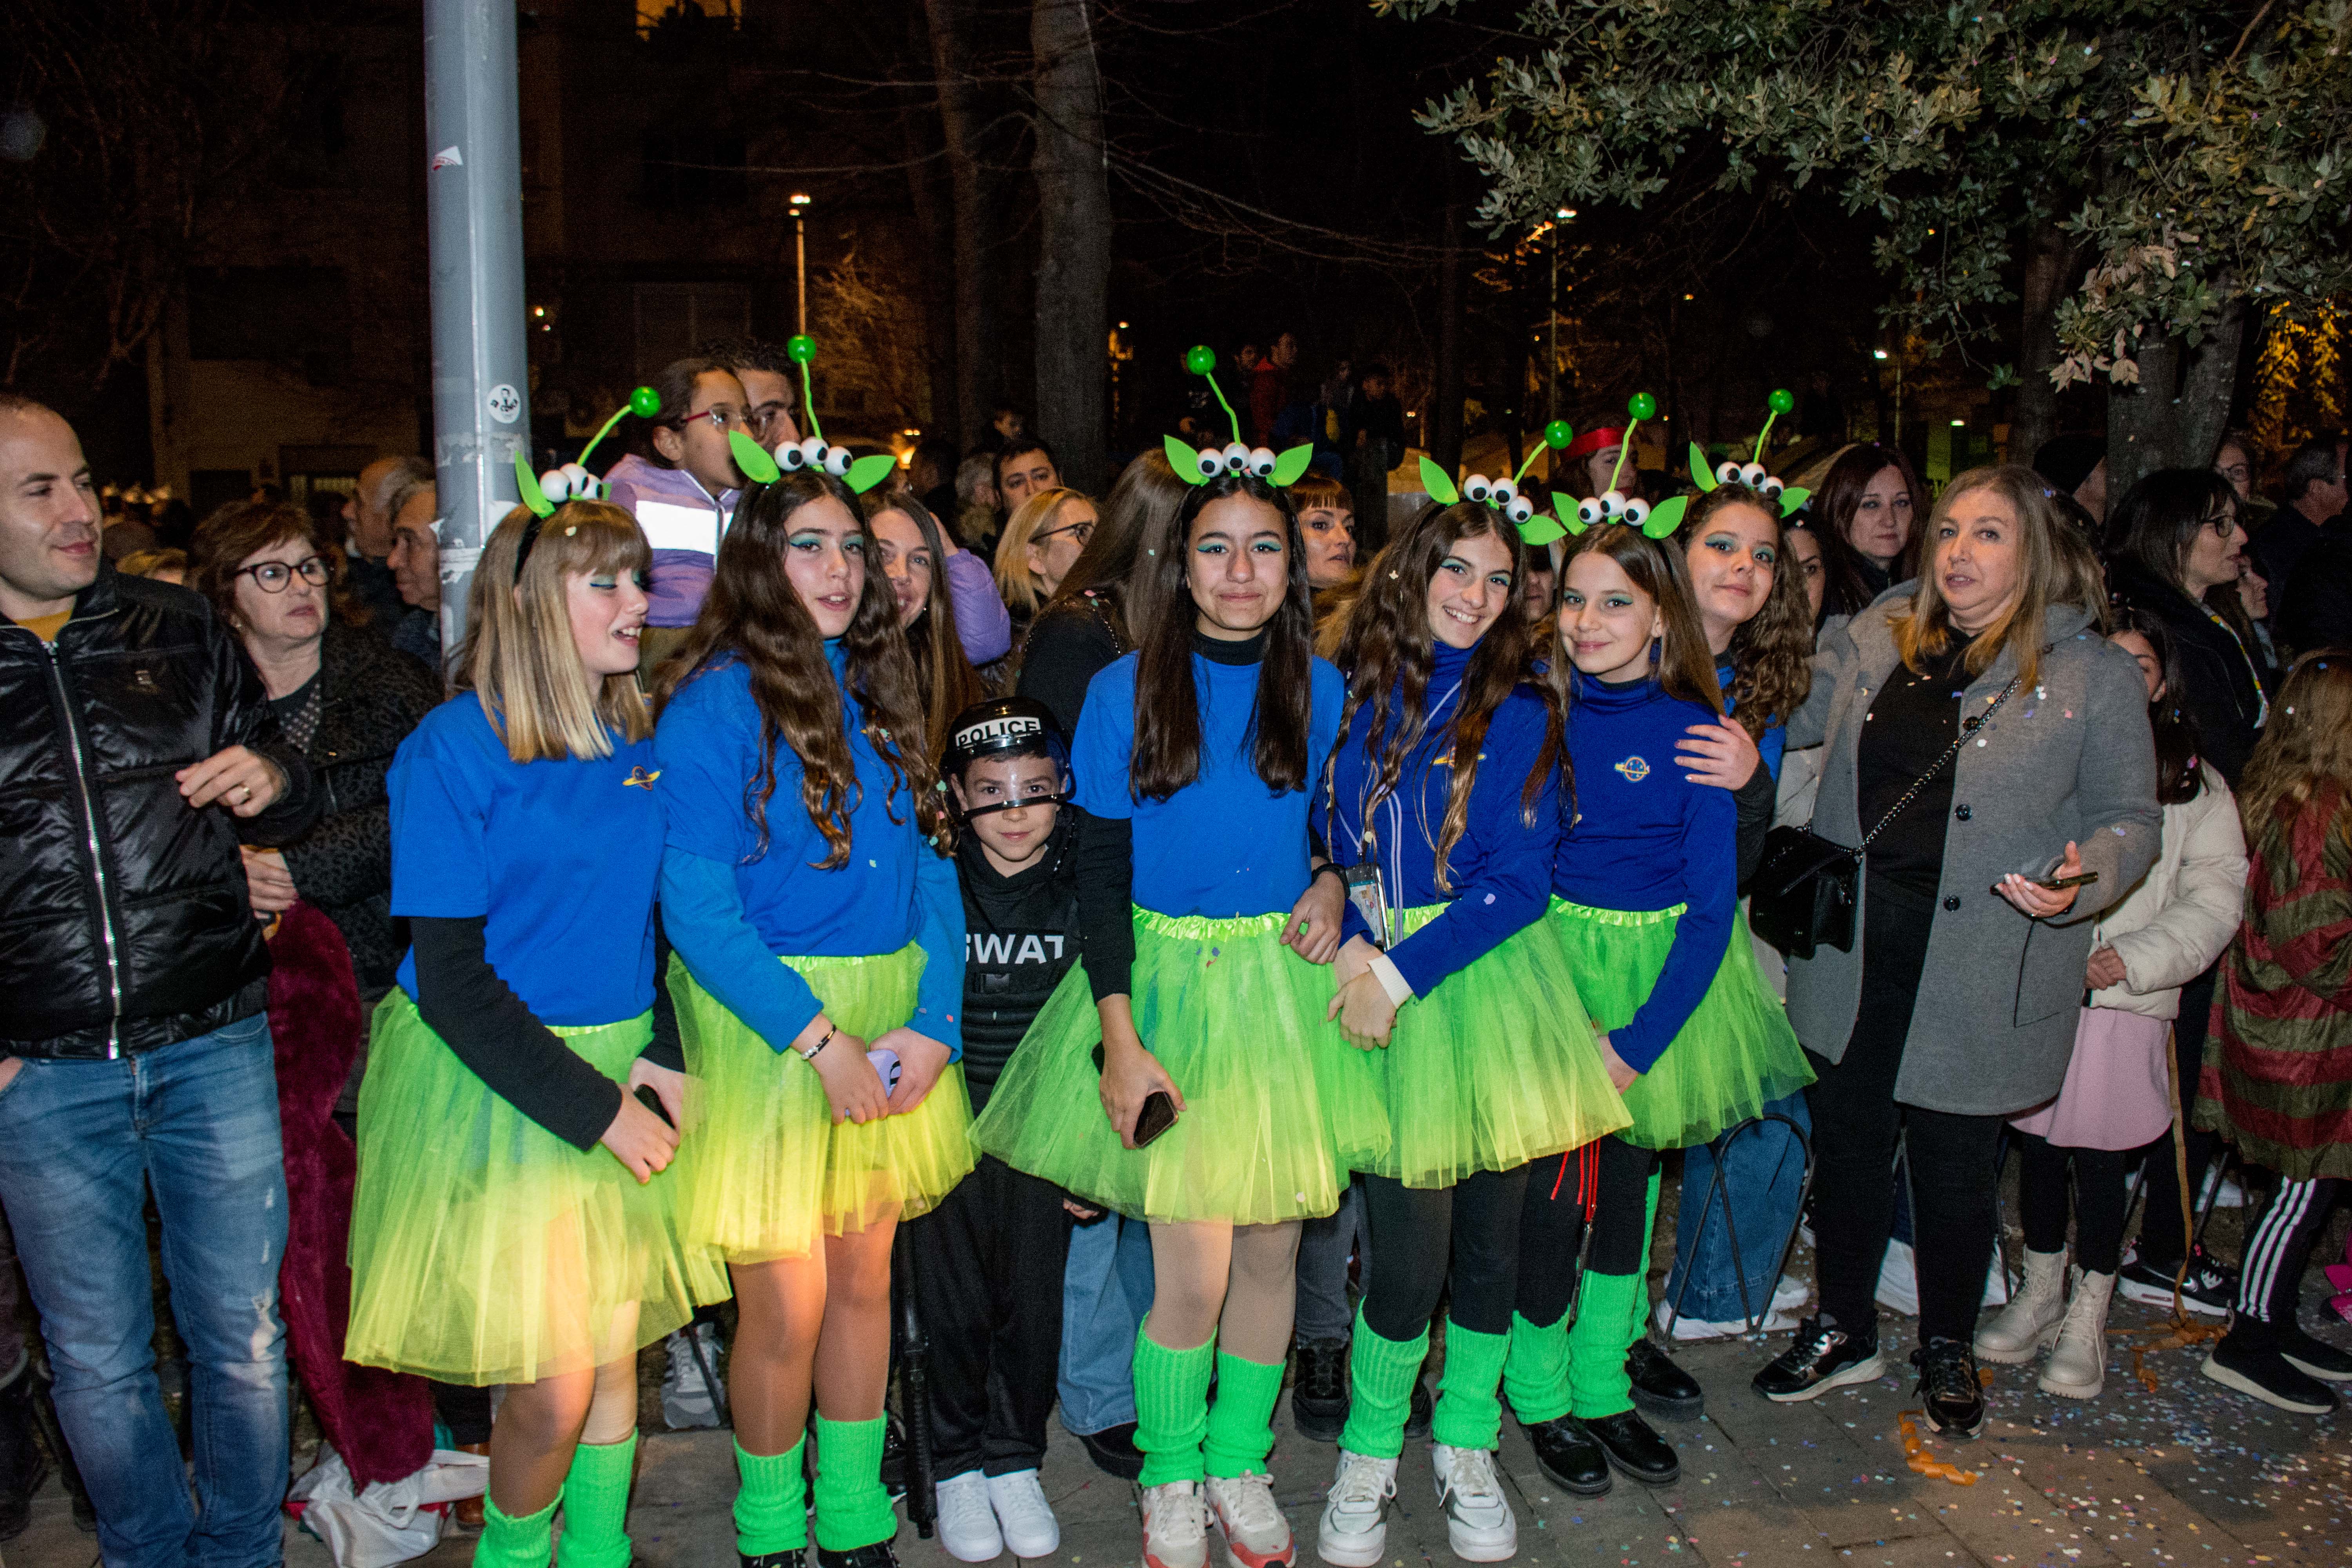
[1564, 427, 1624, 461]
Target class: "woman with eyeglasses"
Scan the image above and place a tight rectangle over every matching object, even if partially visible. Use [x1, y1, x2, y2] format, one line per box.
[191, 499, 444, 1007]
[995, 488, 1099, 626]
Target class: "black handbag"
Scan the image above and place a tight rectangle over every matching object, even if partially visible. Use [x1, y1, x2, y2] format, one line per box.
[1750, 671, 2023, 960]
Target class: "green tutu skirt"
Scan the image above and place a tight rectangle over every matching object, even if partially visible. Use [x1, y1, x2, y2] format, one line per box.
[1546, 898, 1813, 1150]
[670, 944, 977, 1265]
[973, 907, 1389, 1224]
[1367, 904, 1632, 1188]
[345, 991, 729, 1386]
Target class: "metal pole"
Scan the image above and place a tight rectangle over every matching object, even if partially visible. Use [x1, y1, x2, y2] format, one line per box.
[423, 0, 531, 673]
[796, 216, 807, 335]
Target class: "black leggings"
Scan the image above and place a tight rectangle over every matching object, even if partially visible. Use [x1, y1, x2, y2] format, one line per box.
[2236, 1176, 2342, 1326]
[2132, 968, 2218, 1270]
[1515, 1137, 1659, 1330]
[2016, 1132, 2128, 1275]
[1359, 1165, 1529, 1342]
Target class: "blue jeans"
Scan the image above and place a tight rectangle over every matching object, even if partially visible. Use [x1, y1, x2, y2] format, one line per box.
[1663, 1092, 1811, 1323]
[1057, 1210, 1154, 1436]
[0, 1015, 290, 1568]
[1294, 1175, 1367, 1343]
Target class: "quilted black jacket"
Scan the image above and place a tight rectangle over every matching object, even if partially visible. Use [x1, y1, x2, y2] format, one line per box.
[0, 567, 316, 1058]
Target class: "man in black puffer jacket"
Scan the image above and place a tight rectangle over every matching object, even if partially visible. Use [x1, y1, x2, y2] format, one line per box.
[0, 395, 316, 1567]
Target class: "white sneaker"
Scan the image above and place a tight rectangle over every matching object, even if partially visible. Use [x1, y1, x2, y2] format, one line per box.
[659, 1322, 722, 1429]
[1872, 1240, 1920, 1315]
[987, 1470, 1061, 1559]
[1206, 1472, 1295, 1568]
[1315, 1451, 1396, 1567]
[1655, 1300, 1800, 1340]
[1142, 1480, 1210, 1568]
[938, 1470, 1005, 1563]
[2199, 1168, 2247, 1209]
[1773, 1273, 1810, 1313]
[1431, 1444, 1517, 1562]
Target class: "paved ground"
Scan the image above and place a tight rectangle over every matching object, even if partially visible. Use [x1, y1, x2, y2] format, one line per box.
[8, 1181, 2348, 1568]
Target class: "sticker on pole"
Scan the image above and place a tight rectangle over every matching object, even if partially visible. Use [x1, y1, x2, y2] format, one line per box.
[486, 384, 522, 425]
[431, 145, 463, 171]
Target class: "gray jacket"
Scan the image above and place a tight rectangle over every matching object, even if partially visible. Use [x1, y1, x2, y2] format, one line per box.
[1783, 599, 2161, 1114]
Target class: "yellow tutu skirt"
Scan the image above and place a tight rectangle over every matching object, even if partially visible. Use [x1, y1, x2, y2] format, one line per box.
[670, 943, 977, 1264]
[345, 991, 729, 1385]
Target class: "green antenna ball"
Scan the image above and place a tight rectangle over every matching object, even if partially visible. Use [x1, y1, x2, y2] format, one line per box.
[1184, 345, 1217, 376]
[1628, 393, 1658, 421]
[787, 335, 817, 365]
[1768, 388, 1796, 415]
[628, 386, 661, 418]
[1544, 419, 1574, 449]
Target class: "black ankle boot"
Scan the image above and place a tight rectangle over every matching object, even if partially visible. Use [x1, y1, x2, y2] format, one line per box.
[1626, 1338, 1704, 1420]
[1580, 1409, 1680, 1485]
[0, 1357, 49, 1543]
[1523, 1414, 1611, 1496]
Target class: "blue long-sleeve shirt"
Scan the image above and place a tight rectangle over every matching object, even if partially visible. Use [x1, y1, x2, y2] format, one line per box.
[655, 647, 964, 1056]
[1318, 641, 1560, 996]
[1552, 672, 1737, 1073]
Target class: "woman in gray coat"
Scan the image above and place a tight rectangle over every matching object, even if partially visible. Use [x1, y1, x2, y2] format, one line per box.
[1749, 465, 2160, 1437]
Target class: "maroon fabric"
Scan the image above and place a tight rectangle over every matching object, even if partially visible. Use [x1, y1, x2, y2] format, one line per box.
[268, 902, 436, 1487]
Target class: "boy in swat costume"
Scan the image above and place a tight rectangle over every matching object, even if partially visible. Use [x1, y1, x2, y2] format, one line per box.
[911, 697, 1087, 1563]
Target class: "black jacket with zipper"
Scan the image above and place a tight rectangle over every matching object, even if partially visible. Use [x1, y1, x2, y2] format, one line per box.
[1, 566, 318, 1059]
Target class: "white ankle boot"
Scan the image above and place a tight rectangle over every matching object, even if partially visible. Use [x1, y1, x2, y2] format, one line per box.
[2038, 1268, 2115, 1399]
[1973, 1248, 2068, 1364]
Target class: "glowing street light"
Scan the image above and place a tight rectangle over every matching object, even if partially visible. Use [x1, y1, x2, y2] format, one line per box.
[789, 193, 813, 334]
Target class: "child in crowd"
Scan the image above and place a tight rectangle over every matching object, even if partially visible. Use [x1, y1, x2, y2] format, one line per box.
[347, 499, 726, 1568]
[603, 355, 748, 673]
[656, 467, 971, 1568]
[914, 697, 1086, 1563]
[2197, 649, 2352, 1414]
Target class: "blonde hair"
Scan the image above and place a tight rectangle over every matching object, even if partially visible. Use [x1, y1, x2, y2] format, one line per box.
[1889, 463, 2064, 693]
[994, 487, 1086, 616]
[459, 500, 654, 762]
[2239, 648, 2352, 851]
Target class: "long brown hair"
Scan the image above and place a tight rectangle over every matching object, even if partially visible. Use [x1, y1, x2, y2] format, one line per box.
[460, 501, 653, 762]
[1547, 525, 1723, 715]
[868, 490, 989, 762]
[1670, 485, 1811, 738]
[1889, 463, 2064, 693]
[1330, 500, 1560, 892]
[1130, 473, 1317, 801]
[1033, 449, 1190, 652]
[657, 471, 943, 866]
[1814, 441, 1925, 610]
[2238, 648, 2352, 851]
[190, 499, 371, 630]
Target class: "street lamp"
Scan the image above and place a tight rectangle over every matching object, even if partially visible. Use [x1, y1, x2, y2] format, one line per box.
[789, 192, 812, 334]
[1548, 208, 1575, 424]
[1874, 348, 1902, 447]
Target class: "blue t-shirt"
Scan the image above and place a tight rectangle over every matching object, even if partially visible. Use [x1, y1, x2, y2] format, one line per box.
[655, 649, 963, 1051]
[1074, 649, 1345, 918]
[1318, 639, 1560, 996]
[1551, 672, 1737, 1073]
[390, 696, 662, 1026]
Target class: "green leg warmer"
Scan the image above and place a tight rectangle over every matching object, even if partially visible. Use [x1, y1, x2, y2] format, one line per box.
[1567, 1269, 1642, 1417]
[1133, 1319, 1217, 1488]
[733, 1437, 809, 1557]
[1430, 1319, 1510, 1452]
[1502, 1310, 1572, 1427]
[812, 1416, 898, 1552]
[557, 1432, 637, 1568]
[475, 1493, 559, 1568]
[1202, 1349, 1287, 1479]
[1631, 1166, 1663, 1341]
[1335, 1308, 1428, 1460]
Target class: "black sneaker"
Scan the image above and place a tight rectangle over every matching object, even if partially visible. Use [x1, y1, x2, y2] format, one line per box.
[1403, 1374, 1433, 1440]
[1523, 1414, 1611, 1496]
[817, 1543, 900, 1568]
[1075, 1420, 1145, 1481]
[2276, 1323, 2352, 1383]
[1580, 1409, 1680, 1485]
[2116, 1242, 2235, 1317]
[1627, 1338, 1704, 1421]
[1751, 1315, 1885, 1403]
[1912, 1338, 1985, 1439]
[1291, 1338, 1349, 1441]
[742, 1554, 804, 1568]
[2204, 1327, 2341, 1413]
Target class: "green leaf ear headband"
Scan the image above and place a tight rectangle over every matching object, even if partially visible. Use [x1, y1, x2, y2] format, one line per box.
[1163, 345, 1315, 488]
[514, 385, 661, 519]
[1421, 419, 1581, 543]
[1545, 394, 1675, 538]
[723, 335, 899, 495]
[1678, 388, 1811, 519]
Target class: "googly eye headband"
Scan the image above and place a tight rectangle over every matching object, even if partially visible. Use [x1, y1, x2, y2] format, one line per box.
[1417, 419, 1580, 544]
[514, 385, 661, 519]
[1656, 388, 1813, 534]
[1162, 345, 1316, 488]
[724, 335, 901, 495]
[1541, 394, 1673, 538]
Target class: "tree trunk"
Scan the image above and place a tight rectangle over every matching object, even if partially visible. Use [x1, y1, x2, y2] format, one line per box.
[2106, 291, 2248, 502]
[924, 0, 996, 450]
[2176, 294, 2247, 475]
[1431, 203, 1466, 481]
[1029, 0, 1109, 494]
[901, 13, 957, 440]
[2011, 218, 2078, 467]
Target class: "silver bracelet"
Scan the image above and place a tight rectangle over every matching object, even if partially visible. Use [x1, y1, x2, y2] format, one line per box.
[795, 1022, 837, 1062]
